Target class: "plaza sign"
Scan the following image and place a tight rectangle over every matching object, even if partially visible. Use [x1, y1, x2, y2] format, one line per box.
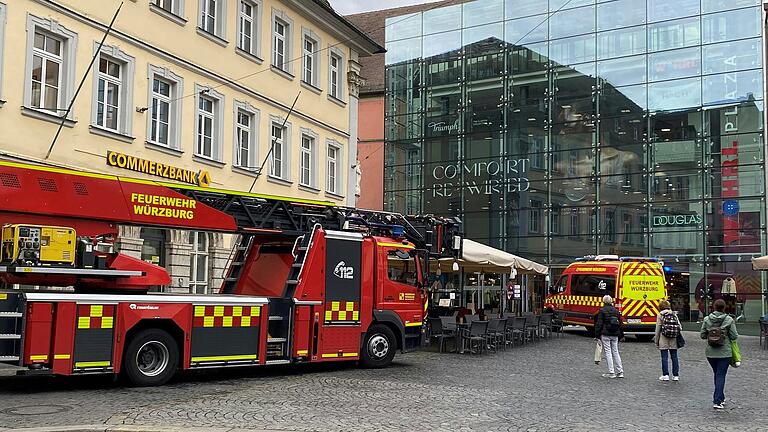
[652, 214, 702, 227]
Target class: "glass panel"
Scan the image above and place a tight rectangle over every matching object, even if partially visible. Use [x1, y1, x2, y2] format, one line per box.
[506, 0, 547, 18]
[650, 171, 704, 202]
[550, 5, 596, 39]
[423, 30, 462, 59]
[648, 16, 700, 52]
[650, 109, 704, 142]
[385, 38, 421, 65]
[702, 0, 760, 13]
[385, 13, 422, 42]
[648, 77, 702, 112]
[463, 0, 504, 27]
[550, 0, 594, 12]
[553, 65, 597, 122]
[703, 103, 764, 136]
[708, 164, 765, 199]
[597, 25, 646, 60]
[651, 140, 703, 172]
[552, 176, 598, 205]
[599, 84, 647, 117]
[550, 34, 596, 66]
[648, 0, 700, 22]
[702, 7, 761, 44]
[598, 55, 647, 87]
[597, 0, 646, 31]
[505, 15, 548, 45]
[703, 38, 763, 75]
[423, 3, 461, 35]
[703, 69, 763, 107]
[508, 42, 549, 74]
[599, 114, 648, 151]
[648, 46, 701, 82]
[463, 22, 505, 57]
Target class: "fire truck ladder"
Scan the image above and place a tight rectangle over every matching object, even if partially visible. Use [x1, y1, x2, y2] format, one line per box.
[221, 233, 257, 294]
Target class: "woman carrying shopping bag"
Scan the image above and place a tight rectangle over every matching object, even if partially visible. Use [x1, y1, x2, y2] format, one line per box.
[654, 300, 681, 381]
[700, 299, 739, 410]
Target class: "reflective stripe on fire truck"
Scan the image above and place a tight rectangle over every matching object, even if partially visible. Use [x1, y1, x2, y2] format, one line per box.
[324, 301, 359, 323]
[547, 295, 603, 307]
[73, 304, 115, 370]
[190, 305, 261, 364]
[321, 352, 358, 358]
[621, 298, 661, 318]
[377, 242, 415, 249]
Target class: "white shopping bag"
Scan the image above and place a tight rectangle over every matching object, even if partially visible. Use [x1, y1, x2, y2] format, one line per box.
[594, 339, 603, 364]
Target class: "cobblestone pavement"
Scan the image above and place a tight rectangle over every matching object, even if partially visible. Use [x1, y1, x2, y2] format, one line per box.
[1, 331, 767, 432]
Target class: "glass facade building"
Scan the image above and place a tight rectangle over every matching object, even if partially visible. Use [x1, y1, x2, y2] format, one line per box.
[384, 0, 767, 319]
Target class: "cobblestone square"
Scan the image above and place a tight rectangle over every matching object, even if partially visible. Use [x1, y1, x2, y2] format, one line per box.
[1, 331, 766, 432]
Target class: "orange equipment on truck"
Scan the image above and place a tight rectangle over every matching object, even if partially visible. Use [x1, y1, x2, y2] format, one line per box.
[544, 255, 668, 340]
[0, 161, 461, 386]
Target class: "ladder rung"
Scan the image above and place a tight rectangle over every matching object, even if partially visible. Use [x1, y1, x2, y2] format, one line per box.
[267, 338, 287, 343]
[231, 261, 245, 266]
[0, 356, 19, 361]
[291, 263, 303, 268]
[237, 246, 249, 251]
[225, 277, 238, 282]
[0, 312, 22, 318]
[268, 316, 284, 321]
[297, 246, 308, 251]
[286, 279, 299, 285]
[0, 334, 21, 340]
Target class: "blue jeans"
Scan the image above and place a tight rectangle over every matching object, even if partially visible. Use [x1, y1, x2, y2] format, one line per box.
[707, 357, 730, 404]
[660, 349, 679, 376]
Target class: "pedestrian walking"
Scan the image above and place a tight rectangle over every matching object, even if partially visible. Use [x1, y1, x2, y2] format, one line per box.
[594, 295, 624, 378]
[654, 300, 681, 382]
[700, 299, 739, 410]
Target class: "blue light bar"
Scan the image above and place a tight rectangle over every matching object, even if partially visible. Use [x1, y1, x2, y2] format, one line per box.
[391, 225, 405, 238]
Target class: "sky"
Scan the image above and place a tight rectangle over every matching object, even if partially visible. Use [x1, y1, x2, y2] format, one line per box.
[331, 0, 443, 15]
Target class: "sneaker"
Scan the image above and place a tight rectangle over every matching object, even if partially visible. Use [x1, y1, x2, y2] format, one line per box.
[672, 376, 679, 381]
[594, 361, 600, 365]
[602, 373, 617, 378]
[713, 403, 724, 410]
[659, 375, 670, 381]
[616, 372, 624, 378]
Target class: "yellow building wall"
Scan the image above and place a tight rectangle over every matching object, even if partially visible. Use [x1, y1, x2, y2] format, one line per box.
[0, 0, 356, 202]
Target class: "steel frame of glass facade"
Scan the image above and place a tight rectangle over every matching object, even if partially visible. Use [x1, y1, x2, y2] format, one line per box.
[384, 0, 768, 320]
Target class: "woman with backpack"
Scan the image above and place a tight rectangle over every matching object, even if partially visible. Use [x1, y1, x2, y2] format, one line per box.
[654, 300, 681, 381]
[594, 295, 624, 379]
[700, 299, 739, 410]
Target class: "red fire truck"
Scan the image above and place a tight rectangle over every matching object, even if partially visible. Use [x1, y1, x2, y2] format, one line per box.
[0, 161, 461, 386]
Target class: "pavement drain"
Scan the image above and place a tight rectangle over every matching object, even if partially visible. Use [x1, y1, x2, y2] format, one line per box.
[3, 405, 72, 416]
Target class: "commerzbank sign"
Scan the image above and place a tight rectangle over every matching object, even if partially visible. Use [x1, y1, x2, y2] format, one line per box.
[107, 151, 211, 187]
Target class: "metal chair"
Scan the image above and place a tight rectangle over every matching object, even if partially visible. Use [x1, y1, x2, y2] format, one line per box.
[760, 319, 768, 350]
[485, 318, 507, 352]
[524, 314, 540, 342]
[428, 318, 453, 353]
[551, 311, 565, 338]
[509, 316, 526, 346]
[440, 316, 457, 334]
[465, 314, 479, 324]
[539, 313, 553, 339]
[461, 320, 488, 354]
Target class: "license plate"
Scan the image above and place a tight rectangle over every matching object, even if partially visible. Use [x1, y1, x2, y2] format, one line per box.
[628, 318, 642, 324]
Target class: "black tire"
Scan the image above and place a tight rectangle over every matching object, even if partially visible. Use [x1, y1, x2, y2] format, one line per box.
[635, 334, 654, 342]
[360, 324, 397, 368]
[123, 329, 178, 387]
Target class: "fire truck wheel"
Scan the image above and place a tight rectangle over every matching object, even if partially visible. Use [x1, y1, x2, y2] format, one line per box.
[360, 324, 396, 368]
[123, 329, 179, 387]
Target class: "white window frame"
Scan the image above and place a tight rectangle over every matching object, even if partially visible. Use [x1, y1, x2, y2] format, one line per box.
[147, 65, 183, 150]
[301, 28, 321, 88]
[23, 14, 78, 123]
[150, 0, 186, 22]
[328, 47, 345, 101]
[529, 200, 541, 234]
[269, 115, 292, 182]
[237, 0, 262, 59]
[194, 84, 225, 162]
[271, 8, 294, 76]
[90, 43, 135, 138]
[189, 231, 209, 294]
[299, 128, 319, 189]
[326, 140, 342, 195]
[0, 3, 7, 105]
[233, 100, 260, 171]
[198, 0, 227, 42]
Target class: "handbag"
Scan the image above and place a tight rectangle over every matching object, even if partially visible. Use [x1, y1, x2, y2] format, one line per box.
[594, 339, 603, 364]
[674, 314, 685, 348]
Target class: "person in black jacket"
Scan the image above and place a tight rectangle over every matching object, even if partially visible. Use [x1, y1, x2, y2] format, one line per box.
[594, 295, 624, 378]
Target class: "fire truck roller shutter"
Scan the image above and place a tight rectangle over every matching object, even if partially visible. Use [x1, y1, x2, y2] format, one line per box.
[73, 304, 115, 370]
[324, 232, 363, 325]
[190, 305, 261, 364]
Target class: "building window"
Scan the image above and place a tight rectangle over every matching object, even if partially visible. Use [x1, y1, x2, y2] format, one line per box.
[237, 0, 261, 57]
[303, 36, 316, 85]
[151, 0, 186, 22]
[199, 0, 226, 39]
[551, 204, 561, 235]
[300, 135, 313, 187]
[90, 44, 135, 136]
[327, 143, 340, 194]
[24, 15, 79, 122]
[622, 213, 633, 244]
[529, 200, 541, 234]
[189, 231, 209, 294]
[604, 210, 616, 244]
[194, 85, 224, 161]
[570, 209, 580, 237]
[147, 65, 183, 149]
[271, 9, 294, 75]
[329, 48, 344, 100]
[269, 121, 291, 180]
[233, 100, 259, 170]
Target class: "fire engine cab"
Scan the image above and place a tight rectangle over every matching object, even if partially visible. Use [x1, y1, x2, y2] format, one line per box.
[0, 161, 461, 386]
[544, 255, 668, 339]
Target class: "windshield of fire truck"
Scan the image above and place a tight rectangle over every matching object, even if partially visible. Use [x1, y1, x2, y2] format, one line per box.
[387, 250, 418, 286]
